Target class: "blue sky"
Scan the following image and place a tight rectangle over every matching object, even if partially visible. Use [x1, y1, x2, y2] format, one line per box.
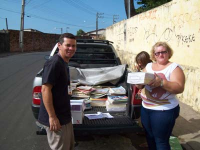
[0, 0, 140, 35]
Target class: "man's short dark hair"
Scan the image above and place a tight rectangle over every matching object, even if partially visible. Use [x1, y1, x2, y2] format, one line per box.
[58, 33, 76, 44]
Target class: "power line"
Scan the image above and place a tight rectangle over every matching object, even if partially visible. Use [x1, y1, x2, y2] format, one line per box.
[3, 0, 19, 3]
[62, 0, 96, 15]
[26, 4, 84, 23]
[26, 0, 52, 11]
[26, 13, 94, 28]
[0, 7, 21, 15]
[25, 0, 32, 6]
[71, 0, 117, 18]
[1, 0, 118, 32]
[0, 7, 95, 28]
[73, 0, 99, 13]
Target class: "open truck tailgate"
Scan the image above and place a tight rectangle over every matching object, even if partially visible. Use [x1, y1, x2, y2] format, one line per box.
[73, 106, 142, 136]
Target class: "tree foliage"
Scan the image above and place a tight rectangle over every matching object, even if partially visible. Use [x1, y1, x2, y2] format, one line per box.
[76, 29, 85, 36]
[124, 0, 137, 18]
[124, 0, 171, 18]
[136, 0, 171, 13]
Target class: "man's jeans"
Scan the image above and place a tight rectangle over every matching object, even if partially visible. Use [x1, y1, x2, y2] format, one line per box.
[141, 105, 180, 150]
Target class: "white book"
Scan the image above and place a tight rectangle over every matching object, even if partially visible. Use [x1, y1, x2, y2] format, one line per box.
[106, 101, 126, 112]
[107, 95, 128, 104]
[109, 86, 126, 95]
[127, 72, 155, 85]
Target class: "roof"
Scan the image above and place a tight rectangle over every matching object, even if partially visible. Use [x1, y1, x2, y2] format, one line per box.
[24, 28, 43, 33]
[84, 28, 105, 35]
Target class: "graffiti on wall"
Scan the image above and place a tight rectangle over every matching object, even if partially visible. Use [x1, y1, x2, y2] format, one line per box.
[126, 7, 199, 47]
[138, 9, 158, 22]
[114, 23, 124, 48]
[128, 27, 138, 42]
[176, 33, 195, 45]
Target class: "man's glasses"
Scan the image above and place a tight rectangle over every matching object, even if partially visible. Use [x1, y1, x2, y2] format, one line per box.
[154, 50, 168, 56]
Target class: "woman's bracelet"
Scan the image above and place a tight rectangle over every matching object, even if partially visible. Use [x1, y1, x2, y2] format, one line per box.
[160, 79, 163, 87]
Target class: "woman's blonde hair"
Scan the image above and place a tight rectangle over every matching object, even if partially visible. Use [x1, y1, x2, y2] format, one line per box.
[150, 42, 173, 61]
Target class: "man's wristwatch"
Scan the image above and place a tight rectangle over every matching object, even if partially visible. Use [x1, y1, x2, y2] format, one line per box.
[160, 79, 163, 87]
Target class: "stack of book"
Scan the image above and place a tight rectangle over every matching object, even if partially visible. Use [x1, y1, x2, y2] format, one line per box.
[106, 101, 127, 112]
[89, 87, 109, 106]
[108, 86, 126, 95]
[106, 86, 128, 112]
[76, 86, 95, 94]
[71, 85, 128, 109]
[72, 90, 90, 98]
[107, 95, 128, 104]
[90, 88, 109, 100]
[106, 95, 128, 112]
[72, 86, 94, 98]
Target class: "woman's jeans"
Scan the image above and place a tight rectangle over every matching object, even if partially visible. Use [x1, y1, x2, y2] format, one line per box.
[141, 105, 180, 150]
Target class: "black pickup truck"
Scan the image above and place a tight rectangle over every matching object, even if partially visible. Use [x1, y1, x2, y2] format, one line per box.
[32, 39, 142, 136]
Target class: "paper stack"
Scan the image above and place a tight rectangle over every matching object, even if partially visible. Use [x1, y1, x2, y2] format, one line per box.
[106, 101, 126, 112]
[127, 72, 155, 85]
[85, 112, 114, 120]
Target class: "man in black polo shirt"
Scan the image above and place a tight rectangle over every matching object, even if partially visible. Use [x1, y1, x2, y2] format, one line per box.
[38, 33, 76, 150]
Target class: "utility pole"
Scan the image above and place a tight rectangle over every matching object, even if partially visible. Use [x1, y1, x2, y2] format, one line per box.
[55, 27, 63, 34]
[113, 15, 119, 24]
[96, 12, 104, 39]
[128, 0, 131, 19]
[19, 0, 25, 52]
[5, 18, 8, 31]
[66, 27, 69, 33]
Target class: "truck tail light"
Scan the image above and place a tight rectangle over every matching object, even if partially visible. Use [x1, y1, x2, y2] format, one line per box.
[132, 85, 142, 105]
[33, 86, 42, 105]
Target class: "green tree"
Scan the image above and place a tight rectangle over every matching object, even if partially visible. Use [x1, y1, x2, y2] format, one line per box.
[124, 0, 137, 18]
[124, 0, 171, 18]
[76, 29, 85, 36]
[136, 0, 171, 13]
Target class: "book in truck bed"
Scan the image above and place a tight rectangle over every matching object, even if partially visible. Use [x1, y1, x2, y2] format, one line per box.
[76, 86, 95, 94]
[72, 90, 90, 98]
[90, 88, 109, 99]
[109, 86, 126, 95]
[107, 95, 128, 104]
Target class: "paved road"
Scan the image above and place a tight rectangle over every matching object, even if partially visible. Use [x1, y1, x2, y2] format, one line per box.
[0, 52, 147, 150]
[0, 52, 50, 150]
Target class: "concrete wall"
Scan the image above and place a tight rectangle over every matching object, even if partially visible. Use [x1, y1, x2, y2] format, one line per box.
[106, 0, 200, 112]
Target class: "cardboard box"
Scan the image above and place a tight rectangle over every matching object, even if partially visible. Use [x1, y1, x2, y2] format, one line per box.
[127, 72, 155, 85]
[70, 102, 84, 124]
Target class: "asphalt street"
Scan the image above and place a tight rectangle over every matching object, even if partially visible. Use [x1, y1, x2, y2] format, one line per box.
[0, 51, 148, 150]
[0, 52, 50, 150]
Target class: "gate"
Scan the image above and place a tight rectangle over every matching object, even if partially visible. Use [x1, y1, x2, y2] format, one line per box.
[0, 32, 10, 53]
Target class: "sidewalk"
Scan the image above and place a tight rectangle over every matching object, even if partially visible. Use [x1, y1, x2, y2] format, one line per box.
[173, 101, 200, 150]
